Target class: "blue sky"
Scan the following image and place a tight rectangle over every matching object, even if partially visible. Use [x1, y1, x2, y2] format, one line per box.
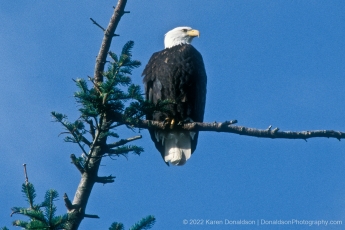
[1, 1, 345, 229]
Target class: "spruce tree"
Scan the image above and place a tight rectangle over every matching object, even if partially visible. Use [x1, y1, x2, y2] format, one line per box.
[9, 40, 156, 229]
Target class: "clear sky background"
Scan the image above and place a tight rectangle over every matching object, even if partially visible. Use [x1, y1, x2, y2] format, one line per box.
[1, 1, 345, 229]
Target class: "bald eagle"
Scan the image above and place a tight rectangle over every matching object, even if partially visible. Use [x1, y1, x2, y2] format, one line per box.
[142, 27, 207, 166]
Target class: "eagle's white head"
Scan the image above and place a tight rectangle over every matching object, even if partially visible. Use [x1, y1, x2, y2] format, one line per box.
[164, 26, 200, 49]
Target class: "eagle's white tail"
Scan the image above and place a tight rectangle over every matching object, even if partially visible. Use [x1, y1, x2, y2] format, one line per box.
[164, 132, 191, 165]
[155, 131, 193, 165]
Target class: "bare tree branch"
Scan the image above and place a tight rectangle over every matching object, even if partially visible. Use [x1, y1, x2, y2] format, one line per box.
[107, 135, 142, 148]
[105, 146, 142, 155]
[94, 0, 128, 83]
[84, 214, 100, 219]
[95, 175, 116, 184]
[64, 193, 75, 211]
[128, 119, 345, 140]
[90, 18, 106, 31]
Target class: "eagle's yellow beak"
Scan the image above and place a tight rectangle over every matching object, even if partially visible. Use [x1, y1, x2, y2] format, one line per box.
[187, 29, 200, 37]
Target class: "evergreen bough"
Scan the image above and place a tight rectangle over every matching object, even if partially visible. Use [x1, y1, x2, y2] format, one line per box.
[10, 182, 69, 229]
[51, 41, 147, 161]
[9, 182, 155, 230]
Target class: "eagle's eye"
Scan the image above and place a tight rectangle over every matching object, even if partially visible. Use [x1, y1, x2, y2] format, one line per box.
[182, 29, 188, 32]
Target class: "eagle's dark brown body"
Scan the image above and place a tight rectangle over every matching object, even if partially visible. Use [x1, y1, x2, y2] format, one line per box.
[142, 44, 207, 164]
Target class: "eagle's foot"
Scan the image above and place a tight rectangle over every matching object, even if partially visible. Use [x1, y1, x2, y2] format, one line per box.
[163, 118, 176, 129]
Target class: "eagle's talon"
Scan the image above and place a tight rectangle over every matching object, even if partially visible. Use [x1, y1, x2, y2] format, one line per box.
[163, 118, 176, 129]
[170, 119, 175, 129]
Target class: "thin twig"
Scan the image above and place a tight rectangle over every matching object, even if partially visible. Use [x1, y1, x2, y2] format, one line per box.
[107, 135, 142, 148]
[85, 114, 104, 168]
[56, 119, 89, 155]
[88, 76, 102, 94]
[23, 164, 29, 185]
[90, 18, 105, 31]
[84, 214, 100, 218]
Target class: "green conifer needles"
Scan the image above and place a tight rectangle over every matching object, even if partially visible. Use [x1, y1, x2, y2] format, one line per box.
[109, 215, 156, 230]
[52, 41, 147, 161]
[11, 183, 69, 229]
[129, 215, 156, 230]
